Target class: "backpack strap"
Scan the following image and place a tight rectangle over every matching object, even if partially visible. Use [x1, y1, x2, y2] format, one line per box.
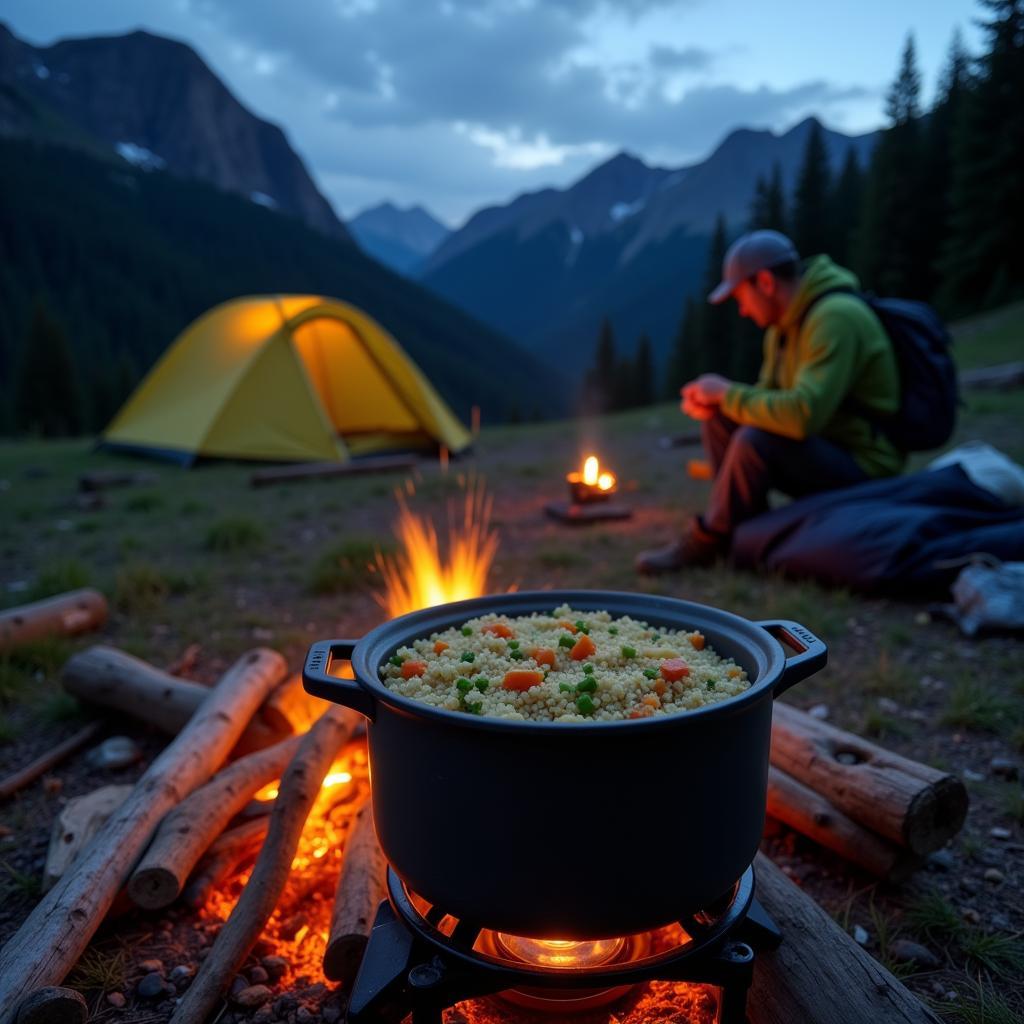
[769, 286, 856, 387]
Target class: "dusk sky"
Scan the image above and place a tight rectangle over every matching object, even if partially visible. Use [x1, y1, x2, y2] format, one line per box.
[2, 0, 982, 226]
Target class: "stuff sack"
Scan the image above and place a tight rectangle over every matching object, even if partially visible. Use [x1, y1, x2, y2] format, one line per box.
[942, 559, 1024, 637]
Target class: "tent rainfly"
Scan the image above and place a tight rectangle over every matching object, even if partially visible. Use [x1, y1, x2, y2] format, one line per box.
[102, 295, 471, 464]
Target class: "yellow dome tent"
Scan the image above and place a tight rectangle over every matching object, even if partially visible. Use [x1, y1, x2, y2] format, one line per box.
[103, 295, 471, 464]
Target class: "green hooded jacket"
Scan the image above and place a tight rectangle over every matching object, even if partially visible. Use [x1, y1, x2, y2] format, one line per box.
[719, 255, 905, 478]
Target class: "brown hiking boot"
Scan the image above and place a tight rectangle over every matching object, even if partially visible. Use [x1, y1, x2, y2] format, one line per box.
[634, 518, 725, 575]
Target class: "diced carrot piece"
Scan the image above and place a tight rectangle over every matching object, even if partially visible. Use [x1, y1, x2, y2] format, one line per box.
[689, 634, 706, 651]
[530, 647, 556, 668]
[660, 658, 690, 682]
[557, 620, 578, 634]
[642, 693, 661, 708]
[570, 634, 597, 661]
[401, 660, 427, 679]
[628, 704, 654, 719]
[727, 667, 742, 678]
[482, 623, 515, 639]
[653, 679, 667, 696]
[434, 641, 449, 655]
[502, 669, 544, 691]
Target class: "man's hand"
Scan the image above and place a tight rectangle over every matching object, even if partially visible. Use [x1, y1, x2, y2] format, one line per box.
[680, 374, 732, 421]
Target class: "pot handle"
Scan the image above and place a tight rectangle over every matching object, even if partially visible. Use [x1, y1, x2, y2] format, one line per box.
[302, 640, 376, 721]
[756, 620, 828, 698]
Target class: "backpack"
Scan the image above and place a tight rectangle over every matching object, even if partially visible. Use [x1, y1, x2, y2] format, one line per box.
[799, 288, 959, 452]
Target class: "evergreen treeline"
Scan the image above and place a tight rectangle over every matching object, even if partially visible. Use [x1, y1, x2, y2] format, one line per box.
[0, 139, 565, 437]
[590, 0, 1023, 410]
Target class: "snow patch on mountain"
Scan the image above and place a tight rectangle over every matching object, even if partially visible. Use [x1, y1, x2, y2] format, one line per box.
[250, 191, 278, 209]
[115, 142, 165, 170]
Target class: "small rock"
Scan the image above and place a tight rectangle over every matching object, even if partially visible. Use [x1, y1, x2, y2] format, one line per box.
[914, 611, 931, 625]
[137, 973, 168, 999]
[322, 1005, 342, 1023]
[836, 750, 861, 766]
[808, 704, 829, 720]
[279, 913, 307, 940]
[989, 758, 1019, 780]
[85, 736, 142, 770]
[945, 990, 959, 1002]
[991, 912, 1011, 930]
[889, 939, 940, 969]
[106, 992, 126, 1008]
[962, 907, 981, 924]
[927, 849, 955, 871]
[984, 867, 1005, 883]
[138, 959, 164, 975]
[233, 985, 272, 1009]
[229, 975, 248, 997]
[252, 937, 276, 958]
[248, 966, 269, 985]
[977, 847, 1003, 866]
[274, 995, 298, 1017]
[296, 1009, 315, 1024]
[297, 983, 326, 1001]
[169, 965, 194, 984]
[990, 827, 1012, 841]
[252, 1008, 275, 1024]
[877, 697, 901, 714]
[960, 877, 980, 894]
[963, 769, 984, 782]
[853, 925, 869, 946]
[261, 955, 289, 981]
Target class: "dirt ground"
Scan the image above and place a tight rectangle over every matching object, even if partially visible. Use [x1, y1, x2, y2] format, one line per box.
[2, 318, 1023, 1022]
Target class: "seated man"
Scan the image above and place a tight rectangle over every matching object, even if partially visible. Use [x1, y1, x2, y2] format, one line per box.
[637, 229, 904, 574]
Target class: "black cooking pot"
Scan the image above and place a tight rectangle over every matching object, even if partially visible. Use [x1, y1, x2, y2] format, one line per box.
[303, 590, 826, 939]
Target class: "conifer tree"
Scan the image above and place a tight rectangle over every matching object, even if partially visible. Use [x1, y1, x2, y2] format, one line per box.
[828, 148, 864, 265]
[585, 317, 618, 413]
[701, 215, 735, 376]
[790, 120, 831, 257]
[749, 162, 787, 233]
[665, 296, 702, 399]
[633, 334, 654, 407]
[15, 300, 82, 437]
[939, 0, 1024, 312]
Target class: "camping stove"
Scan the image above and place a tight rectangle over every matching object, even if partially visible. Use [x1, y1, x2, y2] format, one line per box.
[346, 864, 780, 1023]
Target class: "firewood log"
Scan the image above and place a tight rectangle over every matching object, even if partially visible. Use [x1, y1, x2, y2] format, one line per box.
[12, 987, 86, 1024]
[0, 723, 101, 802]
[0, 590, 107, 653]
[766, 767, 911, 880]
[0, 648, 288, 1024]
[260, 674, 324, 737]
[43, 785, 133, 892]
[172, 706, 359, 1023]
[182, 818, 271, 910]
[771, 702, 968, 855]
[749, 852, 941, 1024]
[62, 646, 290, 753]
[128, 734, 303, 909]
[323, 799, 388, 986]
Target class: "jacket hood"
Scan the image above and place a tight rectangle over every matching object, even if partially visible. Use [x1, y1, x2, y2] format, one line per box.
[780, 255, 861, 331]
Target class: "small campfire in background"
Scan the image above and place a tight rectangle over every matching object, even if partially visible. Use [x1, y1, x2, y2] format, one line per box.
[547, 452, 632, 524]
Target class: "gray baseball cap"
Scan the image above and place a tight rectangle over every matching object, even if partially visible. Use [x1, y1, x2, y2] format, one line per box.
[707, 230, 800, 304]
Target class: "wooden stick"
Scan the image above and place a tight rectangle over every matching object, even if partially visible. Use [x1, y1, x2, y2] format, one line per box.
[0, 590, 107, 653]
[260, 674, 323, 737]
[12, 986, 86, 1024]
[0, 722, 101, 802]
[766, 767, 911, 880]
[749, 852, 941, 1024]
[128, 734, 303, 909]
[182, 819, 271, 910]
[172, 706, 358, 1023]
[771, 702, 968, 855]
[323, 799, 388, 986]
[62, 646, 285, 753]
[0, 648, 288, 1023]
[166, 643, 202, 677]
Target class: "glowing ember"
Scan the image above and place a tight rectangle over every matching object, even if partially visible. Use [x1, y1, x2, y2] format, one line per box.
[375, 474, 499, 618]
[567, 453, 617, 502]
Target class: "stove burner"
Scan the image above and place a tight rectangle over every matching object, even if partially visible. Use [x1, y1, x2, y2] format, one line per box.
[345, 866, 781, 1023]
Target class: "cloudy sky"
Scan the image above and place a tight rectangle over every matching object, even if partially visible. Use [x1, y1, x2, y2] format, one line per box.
[2, 0, 980, 226]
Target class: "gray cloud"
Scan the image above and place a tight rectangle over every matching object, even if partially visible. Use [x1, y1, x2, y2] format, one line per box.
[649, 43, 714, 71]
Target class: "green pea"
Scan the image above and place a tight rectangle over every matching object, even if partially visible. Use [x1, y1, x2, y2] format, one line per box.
[461, 626, 473, 636]
[466, 700, 483, 714]
[621, 646, 637, 659]
[583, 663, 594, 674]
[510, 648, 525, 660]
[651, 634, 660, 643]
[474, 677, 490, 692]
[456, 677, 472, 692]
[577, 676, 597, 693]
[460, 651, 475, 663]
[706, 679, 717, 690]
[576, 693, 595, 715]
[558, 635, 575, 649]
[508, 639, 520, 649]
[389, 655, 403, 667]
[643, 668, 659, 679]
[559, 682, 576, 693]
[609, 626, 618, 635]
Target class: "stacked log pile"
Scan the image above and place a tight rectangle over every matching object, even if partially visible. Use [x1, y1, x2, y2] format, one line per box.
[0, 640, 963, 1023]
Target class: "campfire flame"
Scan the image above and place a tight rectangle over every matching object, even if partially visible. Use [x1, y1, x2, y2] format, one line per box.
[375, 474, 499, 618]
[572, 454, 616, 492]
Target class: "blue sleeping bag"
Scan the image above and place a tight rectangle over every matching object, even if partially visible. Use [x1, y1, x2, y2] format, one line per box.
[731, 465, 1024, 595]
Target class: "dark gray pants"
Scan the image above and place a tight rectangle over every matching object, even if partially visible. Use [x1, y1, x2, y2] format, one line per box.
[701, 412, 869, 537]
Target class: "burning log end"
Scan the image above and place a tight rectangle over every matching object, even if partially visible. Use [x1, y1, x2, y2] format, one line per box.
[15, 987, 87, 1024]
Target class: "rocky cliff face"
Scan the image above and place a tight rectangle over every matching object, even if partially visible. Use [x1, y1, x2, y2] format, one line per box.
[0, 22, 350, 241]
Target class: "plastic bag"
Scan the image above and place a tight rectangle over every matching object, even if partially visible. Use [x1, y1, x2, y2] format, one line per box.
[942, 557, 1024, 636]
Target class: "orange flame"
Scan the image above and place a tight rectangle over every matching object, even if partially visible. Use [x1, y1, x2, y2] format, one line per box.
[375, 475, 499, 617]
[570, 454, 616, 492]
